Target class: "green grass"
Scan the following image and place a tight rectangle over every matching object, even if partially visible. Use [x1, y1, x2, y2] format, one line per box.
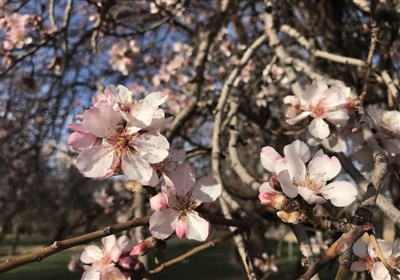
[0, 234, 339, 279]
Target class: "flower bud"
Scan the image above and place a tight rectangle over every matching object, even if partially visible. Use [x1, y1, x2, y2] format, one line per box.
[258, 192, 287, 210]
[269, 176, 282, 191]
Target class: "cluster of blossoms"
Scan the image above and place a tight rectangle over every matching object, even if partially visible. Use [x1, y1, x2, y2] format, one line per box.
[108, 40, 140, 76]
[80, 235, 136, 280]
[68, 85, 221, 244]
[351, 238, 400, 280]
[259, 140, 357, 209]
[0, 13, 35, 50]
[253, 253, 278, 274]
[352, 106, 400, 170]
[284, 81, 356, 140]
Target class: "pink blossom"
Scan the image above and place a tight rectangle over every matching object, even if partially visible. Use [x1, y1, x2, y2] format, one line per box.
[108, 39, 140, 75]
[351, 238, 398, 280]
[80, 235, 123, 280]
[260, 140, 310, 198]
[149, 164, 221, 241]
[70, 86, 170, 183]
[277, 150, 357, 206]
[284, 81, 350, 140]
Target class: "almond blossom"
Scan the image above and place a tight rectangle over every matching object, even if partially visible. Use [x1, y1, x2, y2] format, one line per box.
[284, 81, 350, 140]
[80, 235, 127, 280]
[260, 140, 310, 198]
[277, 149, 357, 207]
[69, 86, 170, 184]
[108, 39, 140, 76]
[149, 164, 221, 241]
[351, 238, 399, 280]
[0, 13, 33, 50]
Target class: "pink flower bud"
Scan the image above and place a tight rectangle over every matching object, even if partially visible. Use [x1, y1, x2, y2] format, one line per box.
[269, 176, 282, 191]
[258, 192, 287, 210]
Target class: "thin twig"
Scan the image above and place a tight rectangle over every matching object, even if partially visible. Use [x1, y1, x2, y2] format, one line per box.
[0, 216, 150, 273]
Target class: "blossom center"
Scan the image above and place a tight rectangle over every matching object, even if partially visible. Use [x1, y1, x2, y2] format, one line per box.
[106, 127, 137, 157]
[310, 102, 327, 118]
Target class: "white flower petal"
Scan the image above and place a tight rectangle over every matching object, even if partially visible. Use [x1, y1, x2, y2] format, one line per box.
[121, 153, 153, 183]
[101, 235, 116, 253]
[259, 182, 277, 194]
[83, 105, 121, 138]
[165, 164, 196, 196]
[149, 209, 179, 240]
[284, 140, 310, 162]
[260, 146, 282, 172]
[192, 176, 221, 203]
[134, 132, 169, 164]
[277, 169, 298, 198]
[185, 212, 210, 241]
[320, 181, 357, 207]
[308, 150, 341, 181]
[297, 186, 326, 205]
[309, 118, 330, 139]
[352, 238, 368, 259]
[80, 245, 103, 264]
[76, 146, 115, 178]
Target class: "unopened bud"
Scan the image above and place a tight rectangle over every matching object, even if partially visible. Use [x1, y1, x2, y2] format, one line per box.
[277, 210, 307, 224]
[258, 192, 287, 210]
[269, 176, 282, 191]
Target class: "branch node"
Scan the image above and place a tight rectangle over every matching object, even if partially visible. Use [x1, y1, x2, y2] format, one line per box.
[51, 241, 59, 249]
[103, 226, 112, 235]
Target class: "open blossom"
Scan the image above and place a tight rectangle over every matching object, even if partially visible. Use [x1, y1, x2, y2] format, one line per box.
[108, 39, 140, 75]
[351, 238, 399, 280]
[80, 235, 126, 280]
[149, 164, 221, 241]
[68, 85, 170, 184]
[277, 149, 357, 206]
[284, 81, 350, 140]
[260, 140, 357, 206]
[260, 140, 310, 198]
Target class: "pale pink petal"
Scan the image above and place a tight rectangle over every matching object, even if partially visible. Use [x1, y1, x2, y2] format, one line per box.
[350, 260, 367, 272]
[302, 81, 328, 103]
[352, 239, 368, 259]
[274, 158, 288, 174]
[165, 164, 196, 196]
[286, 111, 311, 125]
[368, 239, 393, 258]
[67, 132, 97, 151]
[149, 209, 179, 240]
[121, 153, 153, 183]
[320, 181, 357, 207]
[175, 219, 186, 239]
[101, 235, 117, 253]
[185, 212, 210, 241]
[323, 86, 347, 108]
[144, 91, 167, 107]
[309, 118, 330, 139]
[130, 99, 155, 127]
[260, 146, 282, 172]
[150, 193, 168, 211]
[325, 110, 349, 126]
[259, 182, 277, 194]
[108, 246, 122, 263]
[83, 105, 121, 138]
[100, 266, 127, 280]
[297, 186, 326, 205]
[82, 267, 102, 280]
[192, 176, 221, 203]
[308, 150, 341, 181]
[371, 262, 390, 280]
[134, 132, 169, 164]
[277, 169, 299, 198]
[76, 146, 115, 178]
[283, 140, 310, 162]
[81, 245, 103, 264]
[285, 155, 306, 185]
